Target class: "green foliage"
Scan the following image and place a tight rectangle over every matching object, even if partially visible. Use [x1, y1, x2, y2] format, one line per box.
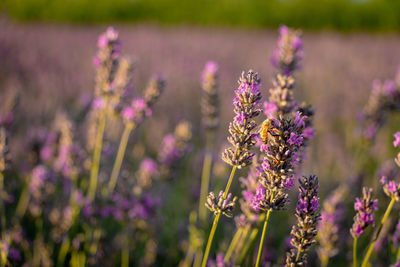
[2, 0, 400, 31]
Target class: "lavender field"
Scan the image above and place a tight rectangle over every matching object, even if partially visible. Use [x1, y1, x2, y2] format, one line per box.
[1, 19, 400, 266]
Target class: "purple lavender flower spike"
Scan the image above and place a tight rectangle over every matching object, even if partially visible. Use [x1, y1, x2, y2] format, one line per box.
[286, 175, 321, 266]
[222, 70, 262, 168]
[350, 187, 378, 238]
[271, 25, 303, 76]
[201, 61, 220, 131]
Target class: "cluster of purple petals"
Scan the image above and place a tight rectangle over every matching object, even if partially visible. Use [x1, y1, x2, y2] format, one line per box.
[394, 132, 400, 148]
[93, 27, 121, 67]
[159, 134, 180, 166]
[250, 185, 266, 212]
[350, 187, 378, 238]
[296, 178, 320, 215]
[270, 25, 304, 76]
[121, 97, 152, 123]
[140, 158, 158, 175]
[202, 61, 219, 85]
[233, 71, 261, 125]
[82, 193, 159, 222]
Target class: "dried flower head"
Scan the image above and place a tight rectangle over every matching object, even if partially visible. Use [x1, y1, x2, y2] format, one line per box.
[350, 187, 378, 238]
[222, 70, 262, 168]
[286, 175, 321, 266]
[205, 191, 238, 218]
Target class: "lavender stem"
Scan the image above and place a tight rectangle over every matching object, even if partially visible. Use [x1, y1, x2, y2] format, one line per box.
[88, 109, 107, 200]
[255, 209, 271, 267]
[198, 133, 214, 224]
[353, 237, 358, 267]
[108, 123, 134, 194]
[201, 165, 237, 267]
[361, 197, 395, 267]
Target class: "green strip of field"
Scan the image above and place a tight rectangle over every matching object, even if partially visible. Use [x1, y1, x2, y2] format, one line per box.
[2, 0, 400, 31]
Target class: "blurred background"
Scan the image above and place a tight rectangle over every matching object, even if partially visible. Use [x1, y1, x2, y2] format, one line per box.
[1, 1, 400, 265]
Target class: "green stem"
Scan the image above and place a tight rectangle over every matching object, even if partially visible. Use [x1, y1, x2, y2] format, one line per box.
[201, 165, 237, 267]
[108, 124, 133, 195]
[15, 184, 29, 219]
[182, 246, 195, 267]
[224, 227, 243, 263]
[57, 238, 70, 267]
[199, 150, 213, 224]
[361, 197, 396, 267]
[255, 210, 271, 267]
[0, 172, 6, 237]
[237, 213, 266, 264]
[88, 110, 107, 200]
[353, 237, 358, 267]
[121, 247, 129, 267]
[193, 249, 202, 267]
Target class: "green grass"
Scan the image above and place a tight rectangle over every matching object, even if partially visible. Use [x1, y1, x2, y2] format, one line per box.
[2, 0, 400, 31]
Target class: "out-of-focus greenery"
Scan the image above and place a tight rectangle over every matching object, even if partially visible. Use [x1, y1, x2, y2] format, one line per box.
[2, 0, 400, 31]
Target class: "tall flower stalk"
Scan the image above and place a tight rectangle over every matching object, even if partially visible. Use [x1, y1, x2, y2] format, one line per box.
[350, 187, 378, 267]
[252, 113, 307, 267]
[201, 70, 262, 267]
[88, 27, 121, 200]
[199, 61, 219, 224]
[107, 75, 164, 194]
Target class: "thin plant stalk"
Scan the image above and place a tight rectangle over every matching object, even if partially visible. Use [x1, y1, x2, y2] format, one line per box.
[15, 185, 29, 219]
[237, 213, 266, 264]
[193, 250, 202, 267]
[201, 165, 237, 267]
[198, 132, 214, 224]
[57, 238, 70, 267]
[108, 123, 133, 194]
[353, 237, 358, 267]
[0, 173, 5, 267]
[121, 247, 129, 267]
[361, 197, 395, 267]
[255, 210, 272, 267]
[88, 110, 107, 200]
[224, 227, 243, 262]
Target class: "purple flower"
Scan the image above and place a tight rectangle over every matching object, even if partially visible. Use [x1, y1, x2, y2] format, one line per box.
[251, 185, 266, 212]
[303, 127, 315, 139]
[288, 132, 303, 146]
[393, 132, 400, 148]
[140, 158, 158, 175]
[351, 187, 378, 238]
[263, 101, 278, 117]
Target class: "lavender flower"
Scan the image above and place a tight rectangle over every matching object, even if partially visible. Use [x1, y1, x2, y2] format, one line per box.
[350, 187, 378, 238]
[158, 121, 192, 177]
[361, 76, 400, 140]
[205, 191, 237, 218]
[94, 27, 121, 96]
[317, 186, 347, 264]
[266, 74, 296, 116]
[235, 158, 260, 228]
[286, 175, 321, 266]
[222, 70, 262, 168]
[271, 25, 303, 76]
[121, 75, 165, 128]
[251, 114, 307, 211]
[201, 61, 220, 131]
[380, 176, 400, 201]
[134, 158, 158, 193]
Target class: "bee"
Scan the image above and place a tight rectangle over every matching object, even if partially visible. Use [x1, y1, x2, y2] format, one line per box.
[259, 119, 272, 143]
